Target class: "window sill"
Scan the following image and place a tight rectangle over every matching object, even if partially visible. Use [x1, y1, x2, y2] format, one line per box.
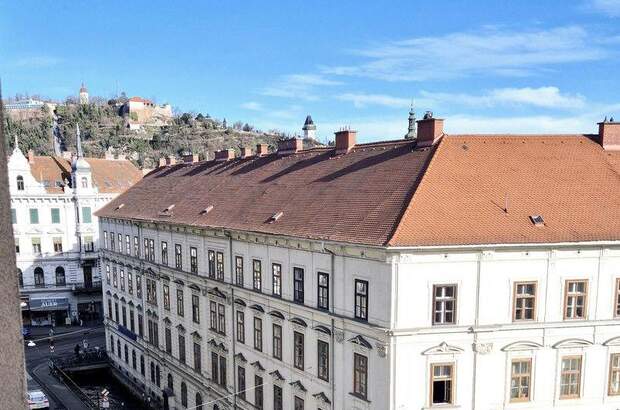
[348, 392, 371, 403]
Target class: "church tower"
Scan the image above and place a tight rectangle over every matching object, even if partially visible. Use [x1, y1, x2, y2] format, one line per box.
[405, 102, 417, 140]
[71, 124, 93, 193]
[79, 83, 89, 105]
[302, 115, 316, 140]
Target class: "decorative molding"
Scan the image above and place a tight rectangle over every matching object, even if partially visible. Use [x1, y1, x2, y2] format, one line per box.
[501, 340, 544, 352]
[552, 338, 593, 349]
[269, 370, 284, 381]
[349, 335, 372, 350]
[313, 325, 331, 335]
[422, 342, 464, 356]
[289, 380, 307, 393]
[473, 342, 493, 355]
[604, 337, 620, 346]
[334, 330, 345, 343]
[376, 343, 388, 358]
[290, 317, 308, 328]
[313, 392, 331, 405]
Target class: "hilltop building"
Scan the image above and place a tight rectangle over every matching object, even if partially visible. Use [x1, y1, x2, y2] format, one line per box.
[121, 96, 173, 130]
[4, 98, 56, 120]
[9, 127, 142, 326]
[97, 114, 619, 410]
[79, 83, 89, 105]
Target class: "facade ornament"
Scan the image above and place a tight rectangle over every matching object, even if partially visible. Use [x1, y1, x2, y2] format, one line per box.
[473, 342, 493, 355]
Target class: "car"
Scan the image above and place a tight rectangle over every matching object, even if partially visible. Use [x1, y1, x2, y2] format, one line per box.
[27, 390, 49, 409]
[22, 327, 31, 338]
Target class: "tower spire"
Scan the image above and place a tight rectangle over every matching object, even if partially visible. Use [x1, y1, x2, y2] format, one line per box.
[76, 123, 83, 157]
[405, 100, 417, 140]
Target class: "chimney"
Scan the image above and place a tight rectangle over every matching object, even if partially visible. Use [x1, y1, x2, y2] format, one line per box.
[240, 147, 253, 158]
[598, 117, 620, 150]
[182, 153, 199, 163]
[215, 149, 235, 161]
[277, 138, 303, 156]
[256, 144, 269, 157]
[158, 157, 167, 167]
[165, 156, 176, 166]
[334, 128, 356, 154]
[416, 111, 444, 148]
[27, 150, 35, 164]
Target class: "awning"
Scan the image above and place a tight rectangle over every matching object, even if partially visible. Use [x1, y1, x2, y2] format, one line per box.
[29, 298, 69, 312]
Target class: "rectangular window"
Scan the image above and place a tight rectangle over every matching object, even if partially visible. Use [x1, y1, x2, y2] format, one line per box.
[143, 238, 149, 259]
[564, 280, 588, 320]
[254, 317, 263, 352]
[119, 269, 125, 291]
[110, 232, 115, 251]
[219, 355, 227, 387]
[177, 289, 184, 317]
[273, 324, 282, 360]
[353, 353, 368, 399]
[560, 356, 582, 399]
[216, 251, 225, 280]
[51, 208, 60, 224]
[178, 334, 186, 364]
[29, 208, 39, 224]
[254, 375, 263, 409]
[122, 306, 127, 326]
[433, 284, 456, 325]
[118, 234, 122, 253]
[138, 314, 144, 338]
[31, 237, 41, 254]
[609, 353, 620, 395]
[210, 301, 218, 331]
[208, 250, 216, 278]
[272, 263, 282, 297]
[237, 366, 246, 400]
[129, 310, 135, 332]
[218, 303, 226, 335]
[194, 342, 202, 373]
[161, 241, 168, 265]
[175, 244, 182, 269]
[112, 267, 118, 287]
[514, 282, 536, 321]
[114, 303, 119, 323]
[83, 235, 94, 252]
[128, 272, 133, 295]
[190, 247, 198, 274]
[53, 237, 63, 253]
[146, 278, 157, 305]
[104, 231, 108, 249]
[318, 340, 329, 381]
[510, 359, 531, 402]
[148, 239, 154, 262]
[163, 284, 170, 310]
[125, 235, 130, 254]
[106, 265, 111, 285]
[211, 352, 219, 383]
[165, 328, 172, 354]
[11, 208, 16, 224]
[192, 294, 200, 324]
[235, 256, 244, 286]
[82, 207, 92, 223]
[107, 300, 113, 319]
[294, 267, 304, 303]
[294, 331, 304, 370]
[318, 272, 329, 310]
[431, 363, 454, 405]
[355, 280, 369, 321]
[236, 311, 245, 344]
[253, 259, 262, 291]
[136, 274, 142, 299]
[133, 236, 139, 257]
[294, 397, 304, 410]
[273, 385, 283, 410]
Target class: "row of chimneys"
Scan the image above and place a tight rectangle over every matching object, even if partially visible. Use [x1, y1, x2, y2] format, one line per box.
[158, 113, 620, 166]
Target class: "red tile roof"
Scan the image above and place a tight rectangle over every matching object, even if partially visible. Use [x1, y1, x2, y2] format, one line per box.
[97, 134, 620, 247]
[30, 156, 142, 194]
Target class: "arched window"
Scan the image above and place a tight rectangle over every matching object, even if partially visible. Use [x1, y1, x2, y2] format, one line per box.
[181, 382, 187, 407]
[150, 362, 155, 382]
[17, 175, 24, 191]
[34, 267, 44, 287]
[155, 365, 161, 387]
[124, 345, 128, 363]
[17, 268, 23, 287]
[55, 267, 65, 286]
[195, 393, 203, 410]
[167, 373, 174, 392]
[81, 177, 88, 188]
[140, 355, 145, 376]
[110, 335, 114, 354]
[116, 340, 121, 357]
[132, 349, 137, 370]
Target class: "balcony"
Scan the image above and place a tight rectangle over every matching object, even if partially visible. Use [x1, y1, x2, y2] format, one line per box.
[72, 280, 103, 294]
[20, 283, 72, 292]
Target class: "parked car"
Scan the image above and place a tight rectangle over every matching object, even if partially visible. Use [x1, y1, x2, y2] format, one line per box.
[22, 327, 31, 338]
[27, 390, 49, 409]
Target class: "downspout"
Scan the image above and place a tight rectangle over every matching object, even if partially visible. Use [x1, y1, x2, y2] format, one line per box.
[471, 253, 482, 410]
[322, 242, 336, 410]
[227, 231, 237, 409]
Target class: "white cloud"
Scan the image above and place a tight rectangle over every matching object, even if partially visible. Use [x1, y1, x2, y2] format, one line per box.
[261, 74, 341, 101]
[7, 56, 62, 68]
[336, 93, 412, 108]
[420, 87, 586, 109]
[588, 0, 620, 16]
[241, 101, 263, 111]
[322, 26, 607, 81]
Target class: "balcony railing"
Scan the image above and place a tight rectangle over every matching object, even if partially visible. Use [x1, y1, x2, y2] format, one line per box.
[73, 280, 103, 292]
[20, 280, 102, 292]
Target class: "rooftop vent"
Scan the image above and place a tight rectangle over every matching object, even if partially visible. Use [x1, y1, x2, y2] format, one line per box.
[335, 127, 357, 154]
[182, 153, 199, 163]
[215, 149, 235, 162]
[159, 204, 175, 217]
[115, 203, 125, 211]
[240, 147, 253, 159]
[269, 211, 284, 223]
[256, 144, 269, 157]
[598, 115, 620, 150]
[416, 111, 444, 148]
[201, 205, 214, 215]
[277, 138, 303, 155]
[529, 215, 544, 227]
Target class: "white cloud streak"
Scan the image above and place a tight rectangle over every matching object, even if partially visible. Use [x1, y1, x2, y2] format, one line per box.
[261, 74, 341, 101]
[241, 101, 263, 111]
[336, 93, 412, 108]
[322, 26, 607, 81]
[588, 0, 620, 16]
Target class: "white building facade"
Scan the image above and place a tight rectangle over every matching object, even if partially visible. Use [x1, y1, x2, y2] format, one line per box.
[98, 117, 620, 409]
[9, 131, 142, 326]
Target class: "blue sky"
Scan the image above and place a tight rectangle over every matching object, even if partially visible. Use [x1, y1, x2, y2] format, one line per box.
[1, 0, 619, 142]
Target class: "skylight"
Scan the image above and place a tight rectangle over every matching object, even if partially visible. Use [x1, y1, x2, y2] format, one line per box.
[529, 215, 544, 226]
[201, 205, 214, 215]
[269, 211, 284, 223]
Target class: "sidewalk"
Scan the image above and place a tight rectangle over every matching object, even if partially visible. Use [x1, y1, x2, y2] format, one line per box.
[31, 362, 90, 410]
[28, 323, 103, 338]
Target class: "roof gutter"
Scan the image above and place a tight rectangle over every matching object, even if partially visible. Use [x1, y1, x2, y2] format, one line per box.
[386, 240, 620, 252]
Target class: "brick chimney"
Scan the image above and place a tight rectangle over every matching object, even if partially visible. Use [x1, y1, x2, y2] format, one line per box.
[277, 138, 303, 156]
[215, 149, 235, 162]
[416, 111, 444, 148]
[158, 157, 167, 167]
[240, 147, 252, 158]
[182, 153, 199, 163]
[599, 117, 620, 150]
[334, 129, 356, 154]
[27, 150, 35, 164]
[165, 156, 176, 166]
[256, 144, 269, 157]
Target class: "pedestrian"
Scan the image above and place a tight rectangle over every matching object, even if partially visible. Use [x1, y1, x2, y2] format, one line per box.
[80, 318, 83, 327]
[74, 343, 80, 358]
